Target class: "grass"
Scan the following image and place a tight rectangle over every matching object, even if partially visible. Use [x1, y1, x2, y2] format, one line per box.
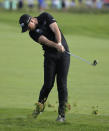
[0, 9, 109, 130]
[0, 109, 109, 131]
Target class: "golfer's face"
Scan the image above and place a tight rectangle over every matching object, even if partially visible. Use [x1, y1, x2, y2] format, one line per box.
[28, 18, 37, 31]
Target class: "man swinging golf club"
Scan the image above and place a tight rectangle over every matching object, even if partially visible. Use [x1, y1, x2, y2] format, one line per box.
[19, 12, 70, 122]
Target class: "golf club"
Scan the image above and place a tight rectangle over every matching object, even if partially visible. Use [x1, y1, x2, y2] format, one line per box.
[65, 51, 98, 66]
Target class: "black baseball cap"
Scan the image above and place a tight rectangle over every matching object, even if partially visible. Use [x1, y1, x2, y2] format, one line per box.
[19, 14, 32, 33]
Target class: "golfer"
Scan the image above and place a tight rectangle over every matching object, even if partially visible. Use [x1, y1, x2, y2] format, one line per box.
[19, 12, 70, 122]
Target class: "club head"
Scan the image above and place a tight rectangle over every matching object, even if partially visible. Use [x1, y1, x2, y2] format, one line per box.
[92, 60, 98, 66]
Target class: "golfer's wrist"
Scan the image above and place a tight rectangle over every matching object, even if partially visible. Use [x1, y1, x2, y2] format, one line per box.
[58, 42, 62, 46]
[55, 43, 60, 51]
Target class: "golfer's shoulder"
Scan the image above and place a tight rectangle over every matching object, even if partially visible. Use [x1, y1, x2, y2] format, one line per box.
[29, 30, 36, 38]
[29, 30, 34, 38]
[29, 30, 39, 42]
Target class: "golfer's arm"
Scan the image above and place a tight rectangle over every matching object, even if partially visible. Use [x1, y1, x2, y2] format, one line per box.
[49, 22, 61, 44]
[38, 35, 58, 49]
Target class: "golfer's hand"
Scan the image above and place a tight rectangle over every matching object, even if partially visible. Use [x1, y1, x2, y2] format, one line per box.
[56, 43, 65, 52]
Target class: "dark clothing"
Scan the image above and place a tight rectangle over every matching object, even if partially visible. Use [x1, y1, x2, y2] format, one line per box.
[29, 12, 69, 55]
[39, 53, 70, 117]
[29, 12, 70, 117]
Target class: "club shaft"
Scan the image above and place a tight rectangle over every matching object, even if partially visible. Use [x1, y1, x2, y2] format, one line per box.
[65, 51, 91, 65]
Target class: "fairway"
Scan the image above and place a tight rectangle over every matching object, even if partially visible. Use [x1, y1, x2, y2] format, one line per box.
[0, 10, 109, 130]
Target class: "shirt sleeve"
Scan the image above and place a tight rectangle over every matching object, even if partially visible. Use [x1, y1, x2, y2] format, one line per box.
[29, 31, 42, 43]
[41, 12, 56, 25]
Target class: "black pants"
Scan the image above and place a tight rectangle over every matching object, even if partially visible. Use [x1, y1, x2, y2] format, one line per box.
[38, 52, 70, 116]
